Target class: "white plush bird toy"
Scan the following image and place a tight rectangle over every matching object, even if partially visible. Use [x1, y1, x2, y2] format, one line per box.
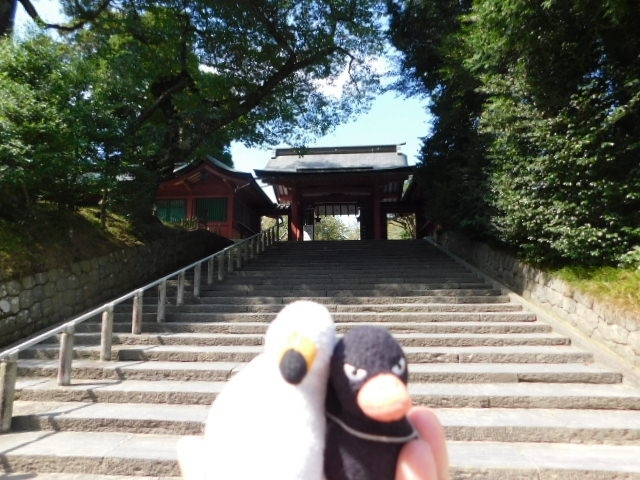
[177, 300, 336, 480]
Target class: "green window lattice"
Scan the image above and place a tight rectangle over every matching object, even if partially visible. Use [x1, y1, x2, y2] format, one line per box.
[196, 198, 227, 222]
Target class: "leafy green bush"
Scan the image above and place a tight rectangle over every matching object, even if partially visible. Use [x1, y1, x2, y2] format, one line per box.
[619, 247, 640, 270]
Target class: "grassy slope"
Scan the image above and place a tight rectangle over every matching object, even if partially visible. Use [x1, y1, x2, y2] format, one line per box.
[0, 207, 186, 282]
[555, 266, 640, 318]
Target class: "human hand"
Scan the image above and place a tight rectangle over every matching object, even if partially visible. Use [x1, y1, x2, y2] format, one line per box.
[395, 406, 449, 480]
[178, 405, 449, 480]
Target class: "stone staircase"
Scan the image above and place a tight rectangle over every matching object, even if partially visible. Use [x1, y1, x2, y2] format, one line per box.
[2, 240, 640, 479]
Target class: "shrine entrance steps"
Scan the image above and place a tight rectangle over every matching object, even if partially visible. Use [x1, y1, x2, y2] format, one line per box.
[2, 240, 640, 479]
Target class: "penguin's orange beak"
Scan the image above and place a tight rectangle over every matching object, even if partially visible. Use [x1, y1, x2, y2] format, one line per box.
[279, 332, 317, 385]
[356, 373, 412, 422]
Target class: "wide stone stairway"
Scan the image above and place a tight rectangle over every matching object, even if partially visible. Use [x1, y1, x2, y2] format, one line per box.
[2, 240, 640, 479]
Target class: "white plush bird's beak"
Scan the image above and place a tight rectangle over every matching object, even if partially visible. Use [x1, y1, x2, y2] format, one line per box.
[279, 332, 317, 384]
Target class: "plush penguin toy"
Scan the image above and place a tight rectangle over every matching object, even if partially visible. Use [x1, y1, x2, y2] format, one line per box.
[324, 325, 417, 480]
[177, 300, 336, 480]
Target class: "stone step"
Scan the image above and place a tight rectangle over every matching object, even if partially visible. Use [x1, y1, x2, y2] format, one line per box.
[229, 268, 475, 277]
[223, 270, 476, 279]
[261, 251, 448, 257]
[16, 359, 616, 384]
[134, 295, 513, 305]
[436, 407, 640, 445]
[12, 401, 640, 445]
[114, 302, 524, 314]
[211, 278, 487, 288]
[241, 258, 467, 264]
[413, 381, 640, 409]
[2, 475, 179, 480]
[197, 286, 505, 296]
[12, 401, 207, 435]
[53, 331, 569, 348]
[20, 344, 592, 364]
[204, 275, 488, 284]
[239, 257, 460, 263]
[1, 430, 639, 479]
[77, 320, 554, 335]
[241, 251, 461, 258]
[15, 376, 634, 408]
[120, 311, 537, 323]
[446, 440, 640, 479]
[0, 431, 180, 477]
[226, 259, 471, 267]
[15, 378, 223, 405]
[408, 362, 621, 384]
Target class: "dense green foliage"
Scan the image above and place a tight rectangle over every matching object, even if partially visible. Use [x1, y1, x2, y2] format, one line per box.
[1, 0, 387, 221]
[314, 216, 359, 241]
[388, 0, 489, 235]
[0, 37, 94, 216]
[389, 0, 640, 266]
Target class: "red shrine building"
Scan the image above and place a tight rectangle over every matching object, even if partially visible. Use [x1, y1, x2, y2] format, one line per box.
[154, 156, 274, 239]
[155, 145, 423, 241]
[255, 145, 418, 241]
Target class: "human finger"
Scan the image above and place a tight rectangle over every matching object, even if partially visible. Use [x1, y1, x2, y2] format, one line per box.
[395, 406, 450, 480]
[395, 435, 438, 480]
[408, 407, 450, 480]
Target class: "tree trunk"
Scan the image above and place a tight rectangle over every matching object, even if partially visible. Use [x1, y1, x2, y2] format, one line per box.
[0, 0, 17, 37]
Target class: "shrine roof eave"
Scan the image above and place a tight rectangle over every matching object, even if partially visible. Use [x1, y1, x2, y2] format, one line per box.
[254, 165, 414, 180]
[162, 156, 274, 209]
[171, 156, 253, 183]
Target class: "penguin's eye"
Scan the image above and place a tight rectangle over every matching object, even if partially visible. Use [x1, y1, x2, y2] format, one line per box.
[343, 363, 367, 382]
[391, 357, 406, 377]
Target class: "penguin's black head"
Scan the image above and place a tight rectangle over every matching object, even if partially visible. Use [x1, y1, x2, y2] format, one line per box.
[328, 326, 410, 423]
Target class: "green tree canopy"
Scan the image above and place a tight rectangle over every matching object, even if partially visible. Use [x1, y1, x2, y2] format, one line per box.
[467, 0, 640, 265]
[389, 0, 640, 266]
[0, 35, 98, 216]
[314, 216, 359, 241]
[388, 0, 489, 235]
[1, 0, 388, 220]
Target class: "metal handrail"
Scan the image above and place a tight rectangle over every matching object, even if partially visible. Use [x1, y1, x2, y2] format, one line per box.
[0, 226, 278, 431]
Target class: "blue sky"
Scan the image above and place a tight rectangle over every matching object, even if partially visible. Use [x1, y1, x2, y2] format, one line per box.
[16, 1, 433, 174]
[231, 91, 431, 173]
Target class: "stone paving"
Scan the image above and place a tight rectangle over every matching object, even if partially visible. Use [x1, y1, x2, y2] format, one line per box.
[1, 240, 640, 479]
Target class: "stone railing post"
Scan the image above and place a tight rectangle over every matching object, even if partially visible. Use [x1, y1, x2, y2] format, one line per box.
[0, 354, 17, 433]
[58, 327, 75, 386]
[207, 257, 214, 285]
[218, 254, 225, 281]
[101, 305, 114, 361]
[227, 250, 233, 273]
[132, 289, 144, 334]
[177, 271, 185, 306]
[193, 263, 201, 298]
[157, 281, 167, 323]
[250, 237, 257, 259]
[235, 247, 242, 269]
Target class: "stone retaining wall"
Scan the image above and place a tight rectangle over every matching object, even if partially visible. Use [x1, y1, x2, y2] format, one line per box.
[0, 230, 231, 348]
[433, 231, 640, 369]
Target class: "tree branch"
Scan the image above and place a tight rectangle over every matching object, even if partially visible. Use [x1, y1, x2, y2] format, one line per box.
[18, 0, 112, 32]
[246, 2, 296, 58]
[134, 72, 192, 128]
[229, 45, 339, 125]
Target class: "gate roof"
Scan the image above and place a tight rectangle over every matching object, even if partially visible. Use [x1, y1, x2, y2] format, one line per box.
[254, 144, 413, 205]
